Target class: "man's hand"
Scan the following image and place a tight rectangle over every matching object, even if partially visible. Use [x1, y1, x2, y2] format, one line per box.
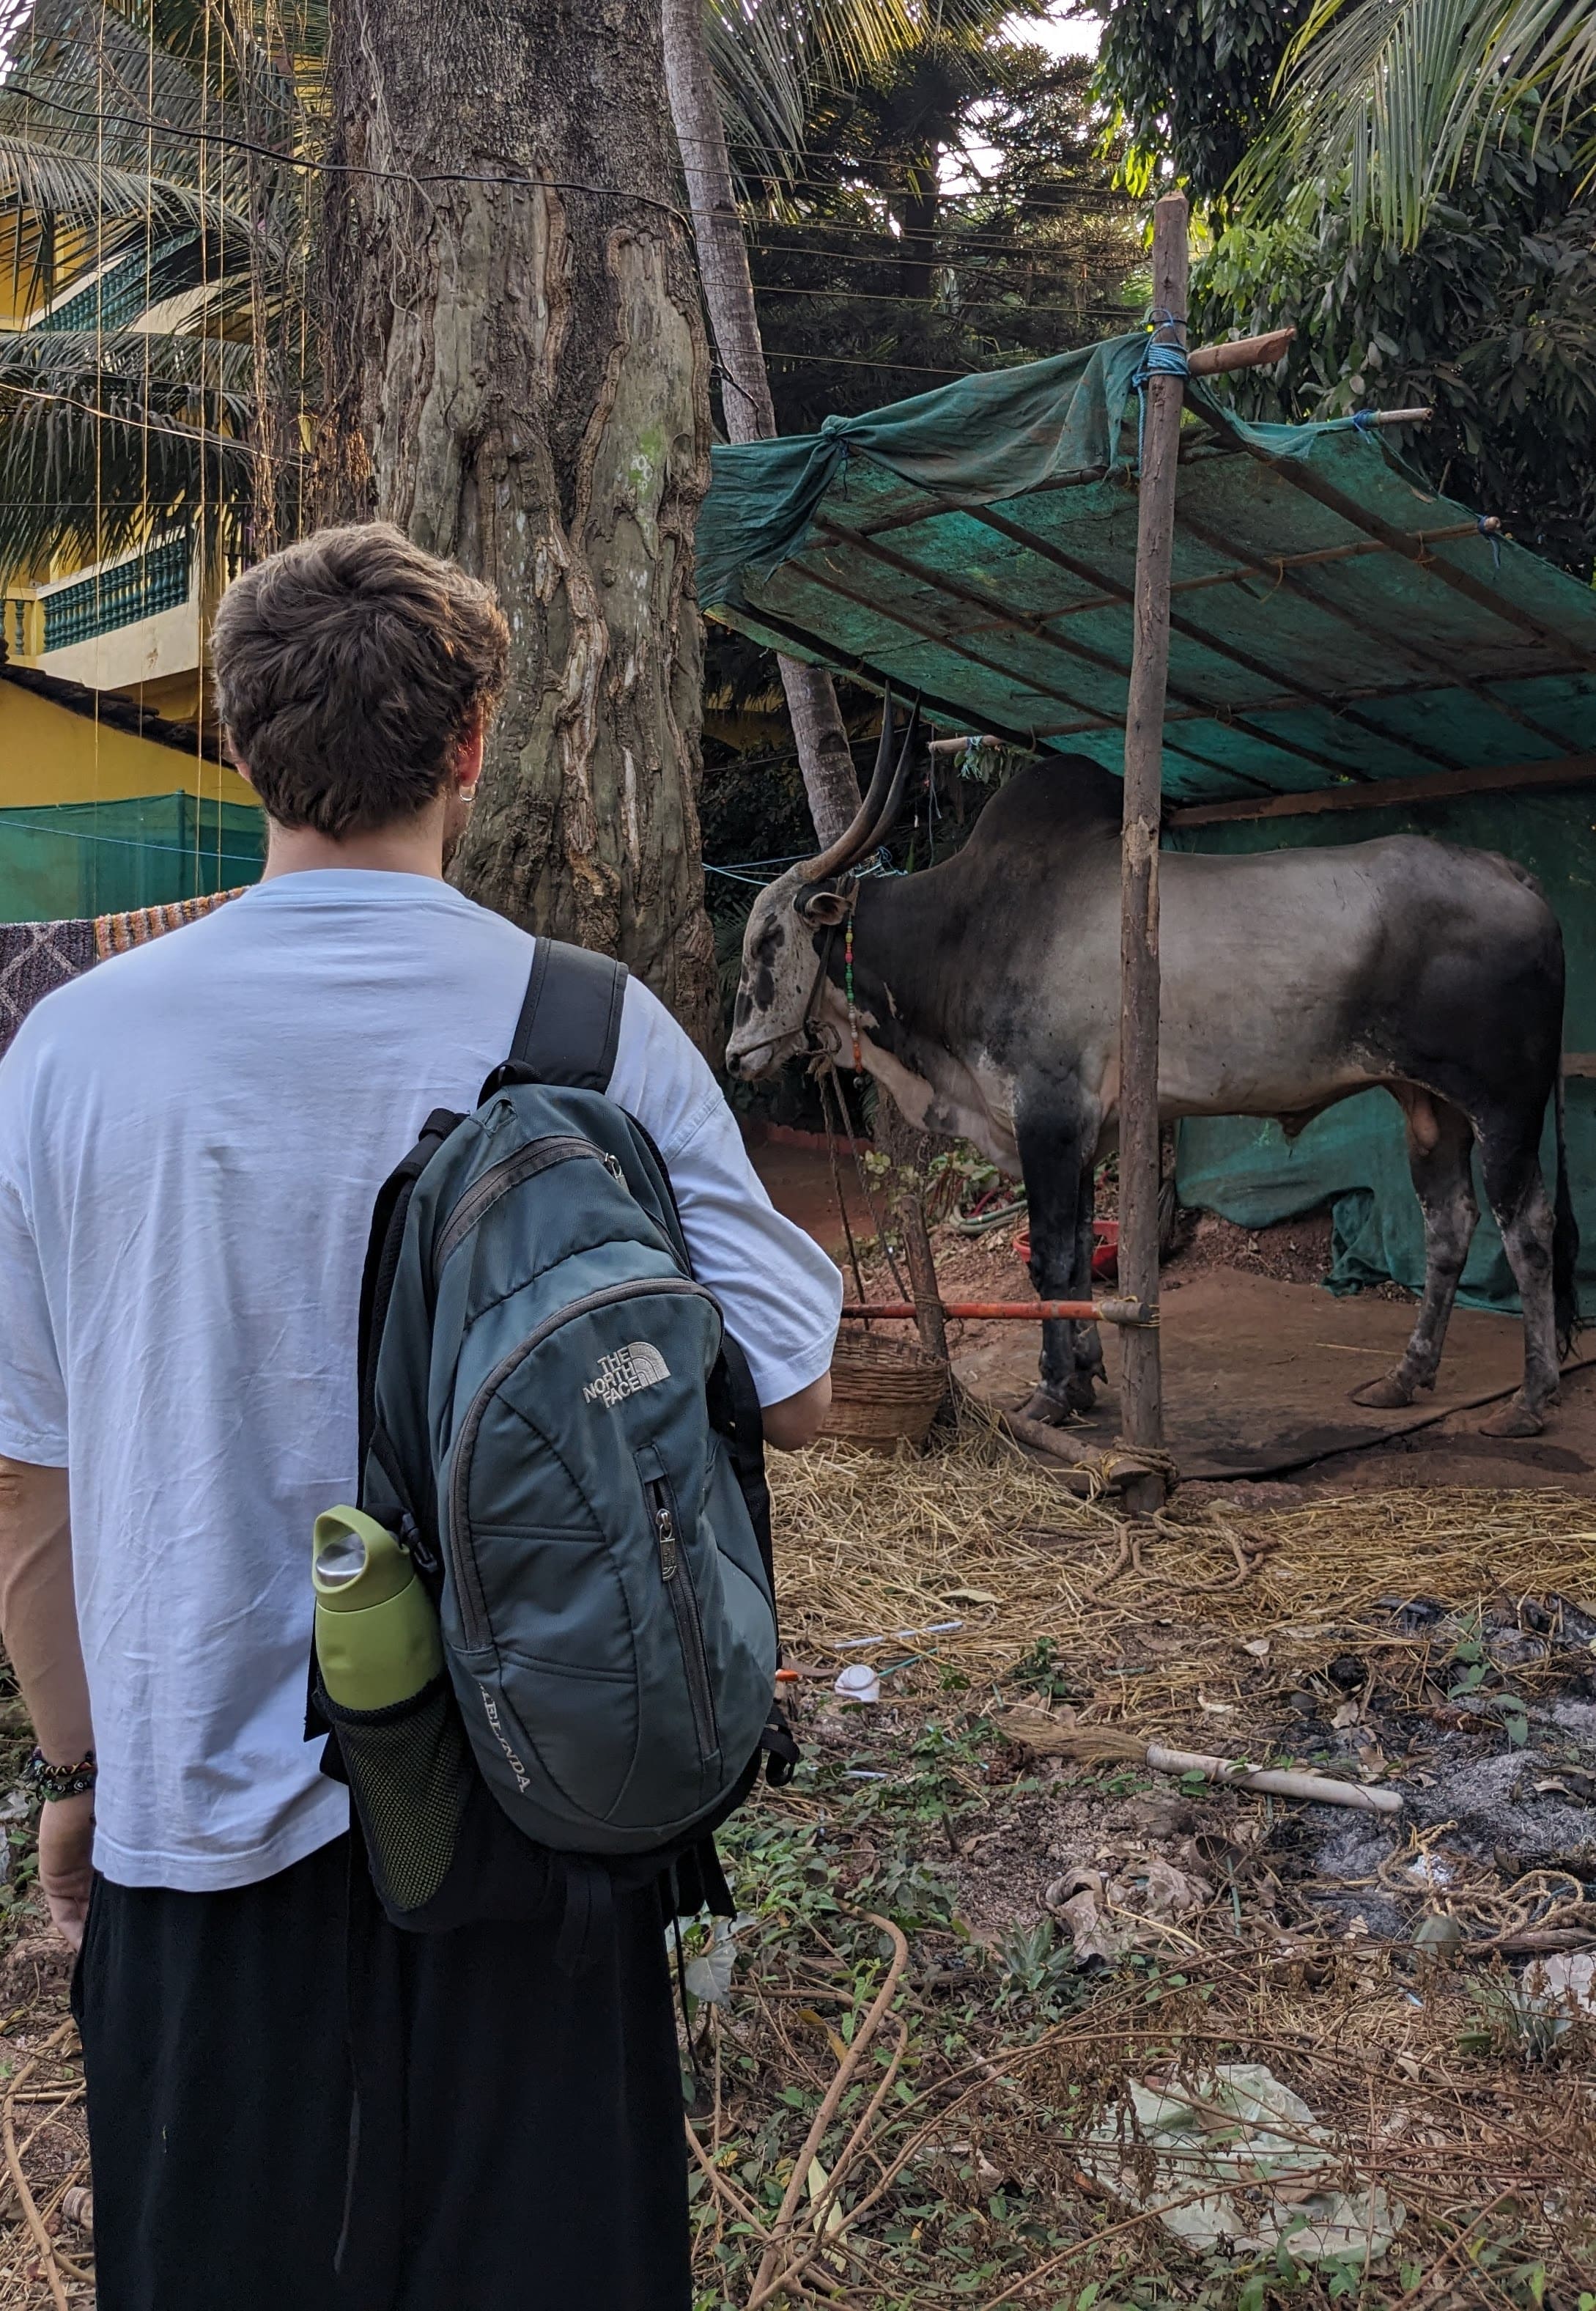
[37, 1791, 94, 1952]
[761, 1371, 832, 1452]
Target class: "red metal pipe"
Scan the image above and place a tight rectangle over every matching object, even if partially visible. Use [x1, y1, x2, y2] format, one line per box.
[839, 1299, 1150, 1325]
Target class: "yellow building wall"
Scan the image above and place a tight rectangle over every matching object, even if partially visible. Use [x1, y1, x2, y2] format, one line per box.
[0, 679, 258, 812]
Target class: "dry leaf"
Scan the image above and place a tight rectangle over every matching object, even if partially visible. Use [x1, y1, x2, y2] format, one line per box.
[1137, 1856, 1213, 1921]
[806, 2156, 846, 2238]
[1242, 1638, 1271, 1658]
[1049, 1869, 1132, 1963]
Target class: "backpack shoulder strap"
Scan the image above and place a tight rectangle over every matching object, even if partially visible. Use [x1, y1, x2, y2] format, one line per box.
[508, 937, 628, 1091]
[357, 1107, 460, 1475]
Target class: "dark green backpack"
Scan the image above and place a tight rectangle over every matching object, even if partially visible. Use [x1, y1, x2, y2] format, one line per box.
[314, 940, 795, 1934]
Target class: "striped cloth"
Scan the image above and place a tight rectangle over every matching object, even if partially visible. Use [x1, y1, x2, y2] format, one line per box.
[0, 888, 245, 1061]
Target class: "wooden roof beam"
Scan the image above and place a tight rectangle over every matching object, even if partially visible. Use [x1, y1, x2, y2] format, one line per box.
[1169, 749, 1596, 827]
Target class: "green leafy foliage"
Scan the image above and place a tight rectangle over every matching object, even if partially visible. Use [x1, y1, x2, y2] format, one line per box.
[744, 9, 1142, 434]
[1096, 3, 1596, 573]
[1189, 114, 1596, 575]
[1093, 0, 1310, 216]
[1240, 0, 1596, 252]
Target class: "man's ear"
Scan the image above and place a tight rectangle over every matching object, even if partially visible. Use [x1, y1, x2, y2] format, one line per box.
[453, 712, 486, 792]
[794, 885, 851, 926]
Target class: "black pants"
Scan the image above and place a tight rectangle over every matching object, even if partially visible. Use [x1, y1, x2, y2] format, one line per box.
[73, 1835, 690, 2311]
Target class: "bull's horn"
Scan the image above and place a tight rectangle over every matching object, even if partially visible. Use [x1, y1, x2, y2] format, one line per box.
[796, 690, 900, 883]
[858, 698, 919, 857]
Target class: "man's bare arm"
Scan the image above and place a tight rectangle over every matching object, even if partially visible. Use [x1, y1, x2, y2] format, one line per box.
[0, 1459, 95, 1947]
[760, 1371, 831, 1453]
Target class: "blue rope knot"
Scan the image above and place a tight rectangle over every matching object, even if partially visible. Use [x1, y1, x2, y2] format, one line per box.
[1351, 407, 1377, 432]
[1131, 309, 1189, 467]
[1133, 307, 1190, 388]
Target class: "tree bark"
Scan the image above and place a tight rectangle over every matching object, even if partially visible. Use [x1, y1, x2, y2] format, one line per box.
[661, 0, 862, 849]
[324, 0, 717, 1045]
[873, 1098, 947, 1365]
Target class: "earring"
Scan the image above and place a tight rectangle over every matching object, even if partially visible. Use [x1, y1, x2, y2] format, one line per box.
[458, 786, 478, 804]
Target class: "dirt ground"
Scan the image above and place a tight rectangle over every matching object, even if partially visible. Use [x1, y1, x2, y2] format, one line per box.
[747, 1129, 1596, 1496]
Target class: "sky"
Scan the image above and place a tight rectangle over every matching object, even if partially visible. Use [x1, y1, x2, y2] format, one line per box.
[1021, 7, 1103, 59]
[942, 7, 1104, 191]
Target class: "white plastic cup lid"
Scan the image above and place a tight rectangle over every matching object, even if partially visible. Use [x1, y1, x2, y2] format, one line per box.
[833, 1663, 882, 1703]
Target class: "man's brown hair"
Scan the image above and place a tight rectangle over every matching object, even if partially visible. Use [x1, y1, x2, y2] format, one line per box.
[212, 523, 509, 836]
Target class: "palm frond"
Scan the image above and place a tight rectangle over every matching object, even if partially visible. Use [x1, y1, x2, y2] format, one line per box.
[0, 0, 319, 580]
[0, 134, 245, 235]
[1241, 0, 1595, 247]
[706, 0, 1001, 187]
[0, 333, 259, 569]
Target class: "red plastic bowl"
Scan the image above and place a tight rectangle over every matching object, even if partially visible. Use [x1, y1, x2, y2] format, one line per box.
[1011, 1216, 1117, 1282]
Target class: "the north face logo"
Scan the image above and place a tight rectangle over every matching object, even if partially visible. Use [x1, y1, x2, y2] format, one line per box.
[583, 1341, 671, 1407]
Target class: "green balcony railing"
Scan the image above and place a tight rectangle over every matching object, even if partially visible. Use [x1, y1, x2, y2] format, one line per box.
[42, 535, 193, 653]
[41, 235, 201, 335]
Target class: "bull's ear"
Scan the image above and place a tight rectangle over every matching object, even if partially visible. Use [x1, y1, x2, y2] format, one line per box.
[794, 886, 851, 926]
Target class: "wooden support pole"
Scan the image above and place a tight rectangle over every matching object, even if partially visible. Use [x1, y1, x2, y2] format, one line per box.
[1117, 191, 1188, 1515]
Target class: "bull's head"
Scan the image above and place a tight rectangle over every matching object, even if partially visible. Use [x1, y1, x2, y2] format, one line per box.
[725, 696, 918, 1080]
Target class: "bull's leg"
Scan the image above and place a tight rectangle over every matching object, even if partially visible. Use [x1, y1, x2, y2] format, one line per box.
[1015, 1082, 1098, 1423]
[1477, 1114, 1561, 1438]
[1352, 1093, 1477, 1410]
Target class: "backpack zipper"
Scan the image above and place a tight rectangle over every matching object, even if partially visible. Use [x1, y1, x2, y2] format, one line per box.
[446, 1275, 714, 1651]
[434, 1135, 624, 1278]
[645, 1476, 718, 1761]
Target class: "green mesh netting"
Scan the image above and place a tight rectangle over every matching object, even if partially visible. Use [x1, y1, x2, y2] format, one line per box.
[0, 793, 264, 923]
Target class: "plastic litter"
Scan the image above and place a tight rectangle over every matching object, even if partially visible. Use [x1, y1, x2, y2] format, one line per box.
[833, 1618, 964, 1650]
[833, 1663, 882, 1704]
[1082, 2063, 1405, 2261]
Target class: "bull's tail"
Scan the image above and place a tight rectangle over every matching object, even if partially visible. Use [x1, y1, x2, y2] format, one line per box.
[1553, 1064, 1581, 1360]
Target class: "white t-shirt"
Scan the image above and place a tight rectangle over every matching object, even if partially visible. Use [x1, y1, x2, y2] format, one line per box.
[0, 871, 841, 1892]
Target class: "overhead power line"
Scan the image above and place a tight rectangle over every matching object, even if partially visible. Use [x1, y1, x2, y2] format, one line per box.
[752, 280, 1139, 320]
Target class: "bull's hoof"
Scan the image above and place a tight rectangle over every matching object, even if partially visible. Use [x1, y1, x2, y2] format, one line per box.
[1479, 1396, 1547, 1439]
[1019, 1386, 1083, 1428]
[1350, 1371, 1416, 1410]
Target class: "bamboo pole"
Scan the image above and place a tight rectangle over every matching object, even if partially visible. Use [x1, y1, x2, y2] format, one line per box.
[1116, 192, 1189, 1515]
[1186, 325, 1295, 376]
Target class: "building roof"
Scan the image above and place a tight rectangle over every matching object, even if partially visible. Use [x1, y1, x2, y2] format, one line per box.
[0, 658, 223, 758]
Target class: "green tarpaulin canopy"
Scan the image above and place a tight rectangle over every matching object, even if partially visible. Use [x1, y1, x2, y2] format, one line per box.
[697, 333, 1596, 1316]
[698, 331, 1596, 810]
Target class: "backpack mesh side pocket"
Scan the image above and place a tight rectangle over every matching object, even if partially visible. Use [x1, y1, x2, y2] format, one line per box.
[318, 1673, 474, 1916]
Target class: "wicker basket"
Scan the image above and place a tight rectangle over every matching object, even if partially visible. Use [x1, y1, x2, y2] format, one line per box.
[821, 1330, 948, 1451]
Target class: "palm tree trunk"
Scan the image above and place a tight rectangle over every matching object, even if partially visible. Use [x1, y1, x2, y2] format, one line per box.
[662, 0, 862, 849]
[323, 0, 717, 1046]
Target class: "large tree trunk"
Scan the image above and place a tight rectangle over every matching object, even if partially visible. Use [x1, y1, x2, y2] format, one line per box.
[324, 0, 717, 1045]
[661, 0, 862, 849]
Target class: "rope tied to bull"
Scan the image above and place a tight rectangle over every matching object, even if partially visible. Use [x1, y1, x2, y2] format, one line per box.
[842, 891, 863, 1072]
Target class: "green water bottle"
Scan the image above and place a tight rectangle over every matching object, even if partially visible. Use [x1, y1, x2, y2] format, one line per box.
[312, 1507, 443, 1711]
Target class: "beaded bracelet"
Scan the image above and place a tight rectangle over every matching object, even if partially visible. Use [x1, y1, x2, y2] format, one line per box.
[22, 1748, 96, 1803]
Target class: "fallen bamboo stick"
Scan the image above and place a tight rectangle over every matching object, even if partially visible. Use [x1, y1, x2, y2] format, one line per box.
[1142, 1740, 1403, 1814]
[1008, 1717, 1403, 1815]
